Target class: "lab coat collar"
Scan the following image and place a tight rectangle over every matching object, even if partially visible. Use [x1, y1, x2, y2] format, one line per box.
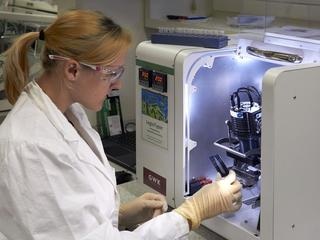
[24, 80, 118, 191]
[65, 104, 106, 164]
[25, 80, 79, 142]
[64, 105, 118, 188]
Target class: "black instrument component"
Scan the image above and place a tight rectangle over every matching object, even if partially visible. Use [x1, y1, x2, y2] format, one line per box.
[230, 86, 262, 139]
[209, 154, 229, 177]
[214, 86, 262, 166]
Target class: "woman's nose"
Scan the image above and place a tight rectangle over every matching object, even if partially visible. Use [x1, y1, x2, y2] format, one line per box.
[111, 80, 122, 90]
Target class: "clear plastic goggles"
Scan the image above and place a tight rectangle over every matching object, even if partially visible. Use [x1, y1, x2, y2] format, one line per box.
[48, 55, 124, 83]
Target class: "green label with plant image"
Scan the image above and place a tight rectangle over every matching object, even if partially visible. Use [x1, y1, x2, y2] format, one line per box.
[141, 89, 168, 149]
[142, 89, 168, 123]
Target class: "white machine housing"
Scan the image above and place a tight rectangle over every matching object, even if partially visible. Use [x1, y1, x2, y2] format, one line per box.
[136, 32, 320, 240]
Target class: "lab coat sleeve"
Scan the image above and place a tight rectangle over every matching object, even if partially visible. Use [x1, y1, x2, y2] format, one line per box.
[1, 140, 189, 240]
[134, 211, 189, 239]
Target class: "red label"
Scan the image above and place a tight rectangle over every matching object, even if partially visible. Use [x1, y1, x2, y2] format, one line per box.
[143, 167, 166, 196]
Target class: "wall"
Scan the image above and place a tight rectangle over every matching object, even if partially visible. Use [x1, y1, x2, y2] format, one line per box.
[75, 0, 146, 127]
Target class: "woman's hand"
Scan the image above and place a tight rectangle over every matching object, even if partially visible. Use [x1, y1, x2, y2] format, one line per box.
[119, 192, 168, 228]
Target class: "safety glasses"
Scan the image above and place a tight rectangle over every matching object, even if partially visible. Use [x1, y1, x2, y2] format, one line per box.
[48, 54, 124, 83]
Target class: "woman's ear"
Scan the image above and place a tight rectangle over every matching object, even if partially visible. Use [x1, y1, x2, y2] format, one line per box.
[64, 60, 80, 81]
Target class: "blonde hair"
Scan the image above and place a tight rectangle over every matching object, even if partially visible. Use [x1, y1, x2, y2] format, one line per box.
[4, 9, 131, 104]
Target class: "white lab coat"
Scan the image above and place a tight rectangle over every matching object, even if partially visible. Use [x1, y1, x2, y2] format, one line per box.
[0, 80, 189, 240]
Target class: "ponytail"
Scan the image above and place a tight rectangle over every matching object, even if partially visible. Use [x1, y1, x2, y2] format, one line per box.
[4, 32, 39, 104]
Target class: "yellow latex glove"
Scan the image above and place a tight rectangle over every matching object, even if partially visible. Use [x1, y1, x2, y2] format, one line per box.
[174, 170, 242, 230]
[119, 192, 168, 228]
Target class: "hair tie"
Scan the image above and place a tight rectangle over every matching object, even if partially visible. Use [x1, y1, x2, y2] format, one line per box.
[39, 29, 45, 41]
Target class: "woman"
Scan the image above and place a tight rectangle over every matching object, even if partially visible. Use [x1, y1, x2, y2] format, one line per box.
[0, 10, 242, 239]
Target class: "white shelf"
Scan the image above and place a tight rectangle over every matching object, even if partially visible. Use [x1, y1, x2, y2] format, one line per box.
[0, 10, 56, 24]
[144, 0, 320, 33]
